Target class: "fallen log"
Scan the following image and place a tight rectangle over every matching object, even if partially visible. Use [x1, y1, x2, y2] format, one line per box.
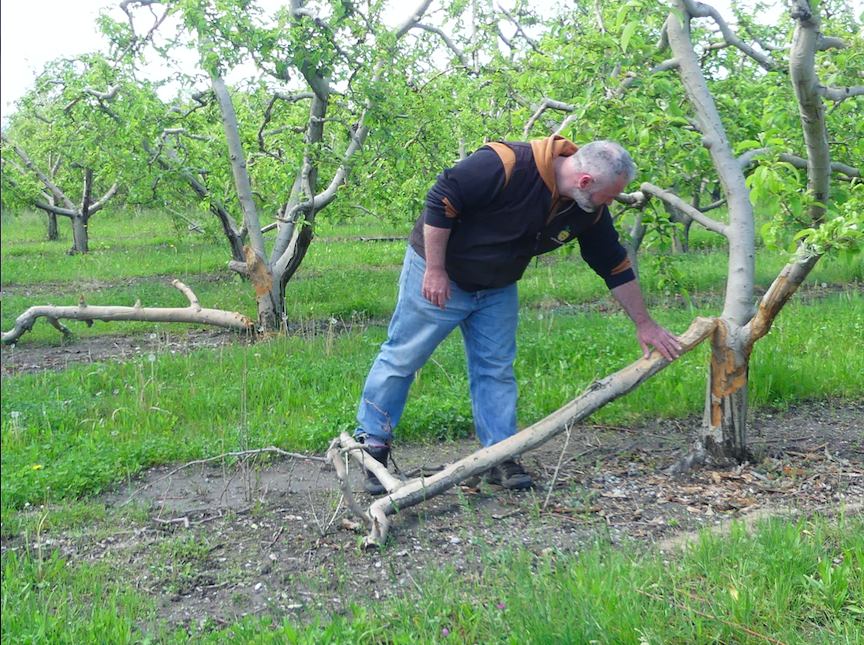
[330, 316, 718, 547]
[2, 280, 254, 344]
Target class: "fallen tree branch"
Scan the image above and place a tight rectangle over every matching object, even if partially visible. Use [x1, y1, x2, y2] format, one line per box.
[339, 316, 718, 547]
[2, 280, 254, 344]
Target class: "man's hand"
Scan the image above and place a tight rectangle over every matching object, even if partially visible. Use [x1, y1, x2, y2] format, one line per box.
[635, 320, 681, 361]
[422, 224, 452, 310]
[422, 268, 451, 310]
[610, 279, 682, 361]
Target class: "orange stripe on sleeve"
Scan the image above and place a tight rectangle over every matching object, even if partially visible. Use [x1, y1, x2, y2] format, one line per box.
[610, 257, 633, 275]
[443, 197, 458, 218]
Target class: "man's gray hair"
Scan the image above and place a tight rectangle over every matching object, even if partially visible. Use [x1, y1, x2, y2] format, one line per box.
[571, 141, 636, 186]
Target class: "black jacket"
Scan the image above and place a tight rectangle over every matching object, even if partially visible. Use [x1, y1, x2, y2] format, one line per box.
[408, 137, 635, 292]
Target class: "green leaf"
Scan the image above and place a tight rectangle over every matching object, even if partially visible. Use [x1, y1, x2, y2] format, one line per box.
[621, 22, 638, 53]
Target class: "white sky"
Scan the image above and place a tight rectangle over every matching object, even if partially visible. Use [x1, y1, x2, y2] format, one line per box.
[1, 0, 751, 122]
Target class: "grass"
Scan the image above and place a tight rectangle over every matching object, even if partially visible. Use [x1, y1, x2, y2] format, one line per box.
[2, 512, 861, 643]
[1, 207, 863, 643]
[2, 208, 863, 514]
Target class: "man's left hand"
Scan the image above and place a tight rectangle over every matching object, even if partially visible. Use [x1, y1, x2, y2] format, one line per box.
[636, 321, 682, 361]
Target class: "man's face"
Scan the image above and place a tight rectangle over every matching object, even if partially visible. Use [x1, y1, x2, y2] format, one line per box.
[570, 173, 629, 213]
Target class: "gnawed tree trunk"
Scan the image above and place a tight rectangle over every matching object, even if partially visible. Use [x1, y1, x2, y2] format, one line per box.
[663, 0, 855, 462]
[331, 317, 718, 547]
[2, 280, 254, 345]
[207, 69, 280, 332]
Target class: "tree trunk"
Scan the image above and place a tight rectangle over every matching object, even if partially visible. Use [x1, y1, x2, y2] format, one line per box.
[46, 211, 59, 241]
[70, 215, 89, 254]
[702, 320, 750, 463]
[208, 68, 279, 331]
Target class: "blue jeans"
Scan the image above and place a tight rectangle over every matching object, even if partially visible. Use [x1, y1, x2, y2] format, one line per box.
[356, 246, 519, 448]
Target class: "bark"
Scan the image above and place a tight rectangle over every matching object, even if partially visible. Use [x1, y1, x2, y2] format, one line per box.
[701, 320, 749, 462]
[70, 168, 94, 254]
[2, 280, 254, 345]
[208, 69, 278, 331]
[46, 211, 59, 241]
[335, 317, 717, 546]
[70, 215, 89, 254]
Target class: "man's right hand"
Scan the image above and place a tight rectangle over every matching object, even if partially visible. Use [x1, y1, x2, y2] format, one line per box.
[422, 268, 451, 310]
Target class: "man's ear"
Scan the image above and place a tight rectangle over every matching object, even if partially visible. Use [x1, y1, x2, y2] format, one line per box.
[577, 174, 594, 190]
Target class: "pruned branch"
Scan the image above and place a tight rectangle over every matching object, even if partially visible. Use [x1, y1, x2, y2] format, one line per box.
[2, 280, 254, 345]
[641, 182, 729, 237]
[340, 317, 718, 547]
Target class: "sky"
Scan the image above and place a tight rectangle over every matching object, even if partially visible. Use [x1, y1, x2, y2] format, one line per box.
[1, 0, 752, 122]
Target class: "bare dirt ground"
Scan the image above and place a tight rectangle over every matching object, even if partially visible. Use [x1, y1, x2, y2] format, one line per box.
[2, 332, 862, 633]
[3, 402, 861, 632]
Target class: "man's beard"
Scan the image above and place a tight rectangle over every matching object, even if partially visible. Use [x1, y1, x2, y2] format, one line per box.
[571, 187, 598, 213]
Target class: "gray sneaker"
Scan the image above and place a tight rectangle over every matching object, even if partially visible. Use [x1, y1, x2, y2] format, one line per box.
[485, 459, 534, 489]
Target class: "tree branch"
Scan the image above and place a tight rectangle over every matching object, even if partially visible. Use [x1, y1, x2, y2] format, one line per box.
[682, 0, 776, 71]
[343, 317, 718, 547]
[641, 182, 729, 237]
[738, 148, 860, 179]
[84, 84, 121, 101]
[413, 23, 469, 67]
[818, 84, 864, 102]
[523, 98, 575, 139]
[1, 133, 77, 210]
[3, 280, 254, 345]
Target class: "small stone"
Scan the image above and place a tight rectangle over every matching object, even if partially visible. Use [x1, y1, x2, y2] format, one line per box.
[449, 536, 462, 545]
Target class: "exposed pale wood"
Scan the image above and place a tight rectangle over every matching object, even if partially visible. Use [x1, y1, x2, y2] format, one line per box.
[342, 317, 717, 546]
[2, 280, 254, 344]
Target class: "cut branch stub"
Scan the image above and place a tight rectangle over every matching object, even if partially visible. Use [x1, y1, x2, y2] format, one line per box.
[336, 316, 718, 547]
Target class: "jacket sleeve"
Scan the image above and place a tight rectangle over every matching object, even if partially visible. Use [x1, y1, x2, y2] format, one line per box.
[576, 208, 636, 289]
[424, 147, 507, 229]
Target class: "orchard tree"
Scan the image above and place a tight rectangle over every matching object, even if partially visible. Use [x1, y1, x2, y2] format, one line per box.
[109, 0, 451, 331]
[1, 54, 162, 253]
